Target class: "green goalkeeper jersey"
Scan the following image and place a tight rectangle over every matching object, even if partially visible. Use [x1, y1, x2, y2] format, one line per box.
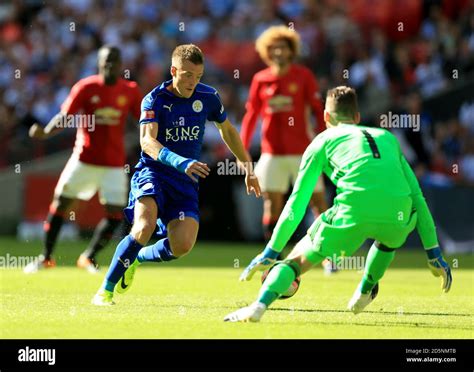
[268, 124, 439, 252]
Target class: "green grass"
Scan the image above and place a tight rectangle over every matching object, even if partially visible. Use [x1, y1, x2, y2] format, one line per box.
[0, 237, 472, 339]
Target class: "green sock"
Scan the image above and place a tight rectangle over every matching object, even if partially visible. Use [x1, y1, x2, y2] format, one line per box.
[360, 243, 395, 294]
[257, 262, 299, 307]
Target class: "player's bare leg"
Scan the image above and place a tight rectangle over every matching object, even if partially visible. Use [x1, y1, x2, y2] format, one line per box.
[78, 204, 123, 273]
[117, 209, 199, 294]
[45, 196, 76, 259]
[115, 217, 199, 293]
[262, 191, 284, 241]
[167, 217, 199, 257]
[132, 214, 199, 263]
[113, 171, 209, 300]
[24, 195, 76, 273]
[130, 196, 158, 245]
[92, 197, 157, 304]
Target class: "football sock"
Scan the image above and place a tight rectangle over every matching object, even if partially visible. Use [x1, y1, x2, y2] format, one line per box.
[82, 217, 122, 259]
[42, 211, 65, 260]
[101, 234, 143, 292]
[137, 238, 177, 263]
[360, 242, 395, 294]
[257, 261, 301, 307]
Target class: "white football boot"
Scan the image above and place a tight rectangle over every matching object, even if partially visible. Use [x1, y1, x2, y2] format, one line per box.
[322, 259, 338, 276]
[224, 302, 267, 322]
[77, 255, 100, 274]
[91, 289, 115, 306]
[348, 283, 379, 314]
[23, 255, 56, 274]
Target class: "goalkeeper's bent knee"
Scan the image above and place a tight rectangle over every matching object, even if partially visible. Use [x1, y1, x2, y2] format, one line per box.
[374, 241, 397, 252]
[282, 259, 302, 277]
[261, 260, 301, 295]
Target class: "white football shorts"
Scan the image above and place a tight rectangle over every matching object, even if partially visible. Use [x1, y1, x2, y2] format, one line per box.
[254, 153, 325, 194]
[54, 156, 128, 206]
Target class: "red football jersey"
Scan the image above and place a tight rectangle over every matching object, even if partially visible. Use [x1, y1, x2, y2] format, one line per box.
[61, 75, 142, 167]
[241, 64, 324, 155]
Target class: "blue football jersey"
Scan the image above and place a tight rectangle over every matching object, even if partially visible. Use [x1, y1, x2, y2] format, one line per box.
[138, 79, 227, 182]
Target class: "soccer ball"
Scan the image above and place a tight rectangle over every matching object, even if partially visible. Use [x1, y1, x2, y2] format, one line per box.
[261, 267, 301, 299]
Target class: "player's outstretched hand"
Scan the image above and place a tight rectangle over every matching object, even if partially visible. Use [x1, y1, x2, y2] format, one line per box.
[29, 123, 46, 139]
[245, 173, 261, 197]
[239, 247, 279, 281]
[426, 247, 452, 293]
[185, 161, 210, 183]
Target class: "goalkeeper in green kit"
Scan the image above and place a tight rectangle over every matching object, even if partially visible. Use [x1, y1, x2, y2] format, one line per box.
[224, 86, 452, 322]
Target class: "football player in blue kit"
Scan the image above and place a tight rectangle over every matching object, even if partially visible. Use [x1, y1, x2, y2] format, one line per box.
[92, 44, 261, 305]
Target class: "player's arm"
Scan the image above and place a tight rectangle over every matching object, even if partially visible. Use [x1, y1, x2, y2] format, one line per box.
[122, 85, 144, 133]
[131, 84, 143, 122]
[215, 118, 261, 197]
[140, 122, 163, 160]
[267, 139, 325, 252]
[400, 155, 438, 249]
[400, 153, 452, 292]
[240, 75, 262, 149]
[140, 122, 209, 183]
[240, 137, 326, 281]
[30, 80, 86, 140]
[306, 70, 325, 134]
[29, 113, 67, 139]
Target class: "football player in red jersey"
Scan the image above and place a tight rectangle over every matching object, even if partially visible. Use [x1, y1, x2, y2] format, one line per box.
[25, 45, 142, 274]
[241, 26, 335, 273]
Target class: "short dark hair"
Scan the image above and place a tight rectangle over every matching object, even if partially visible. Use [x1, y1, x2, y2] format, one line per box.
[171, 44, 204, 65]
[98, 45, 121, 61]
[325, 86, 358, 117]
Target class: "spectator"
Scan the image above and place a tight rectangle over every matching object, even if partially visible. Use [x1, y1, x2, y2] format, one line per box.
[0, 0, 472, 181]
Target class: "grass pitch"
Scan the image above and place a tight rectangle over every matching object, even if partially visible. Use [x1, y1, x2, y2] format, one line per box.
[0, 237, 472, 339]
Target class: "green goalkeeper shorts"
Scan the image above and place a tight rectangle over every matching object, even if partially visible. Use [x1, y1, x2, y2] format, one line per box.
[302, 206, 418, 265]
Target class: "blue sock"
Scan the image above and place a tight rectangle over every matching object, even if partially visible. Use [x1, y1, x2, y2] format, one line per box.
[137, 238, 176, 263]
[101, 234, 143, 292]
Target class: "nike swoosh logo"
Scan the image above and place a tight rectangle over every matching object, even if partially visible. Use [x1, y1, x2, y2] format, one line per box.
[120, 278, 128, 289]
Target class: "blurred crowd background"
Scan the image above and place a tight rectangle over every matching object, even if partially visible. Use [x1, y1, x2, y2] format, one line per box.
[0, 0, 474, 183]
[0, 0, 473, 241]
[1, 0, 473, 182]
